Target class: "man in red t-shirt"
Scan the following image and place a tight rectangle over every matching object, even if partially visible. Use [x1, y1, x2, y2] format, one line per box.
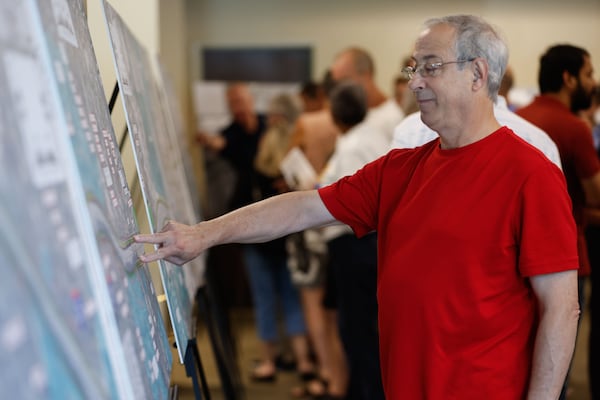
[517, 43, 600, 400]
[136, 15, 580, 400]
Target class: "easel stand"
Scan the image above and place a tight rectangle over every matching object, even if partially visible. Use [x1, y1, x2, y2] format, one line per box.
[196, 285, 245, 400]
[169, 384, 179, 400]
[106, 82, 129, 152]
[183, 319, 212, 400]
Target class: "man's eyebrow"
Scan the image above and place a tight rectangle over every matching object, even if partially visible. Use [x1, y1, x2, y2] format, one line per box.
[422, 55, 441, 61]
[412, 55, 441, 64]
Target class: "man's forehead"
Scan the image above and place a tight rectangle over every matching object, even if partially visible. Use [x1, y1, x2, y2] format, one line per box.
[412, 24, 456, 61]
[332, 53, 355, 79]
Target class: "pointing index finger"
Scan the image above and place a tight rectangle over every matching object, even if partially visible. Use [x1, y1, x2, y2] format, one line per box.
[138, 249, 162, 263]
[134, 233, 167, 245]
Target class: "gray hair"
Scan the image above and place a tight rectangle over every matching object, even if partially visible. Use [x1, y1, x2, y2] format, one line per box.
[268, 93, 302, 123]
[424, 15, 508, 102]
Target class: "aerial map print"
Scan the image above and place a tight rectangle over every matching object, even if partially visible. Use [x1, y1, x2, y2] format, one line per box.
[0, 0, 118, 398]
[102, 0, 193, 362]
[0, 0, 173, 398]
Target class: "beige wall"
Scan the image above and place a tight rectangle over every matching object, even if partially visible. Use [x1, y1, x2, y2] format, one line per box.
[185, 0, 600, 94]
[159, 0, 207, 209]
[88, 0, 158, 99]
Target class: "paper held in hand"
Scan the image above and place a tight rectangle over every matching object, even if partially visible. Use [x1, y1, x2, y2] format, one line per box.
[280, 147, 318, 190]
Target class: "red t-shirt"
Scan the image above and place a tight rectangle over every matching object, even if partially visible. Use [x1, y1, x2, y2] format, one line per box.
[517, 96, 600, 276]
[318, 127, 578, 400]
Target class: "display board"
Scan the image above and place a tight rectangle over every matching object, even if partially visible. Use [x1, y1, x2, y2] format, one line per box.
[153, 58, 206, 297]
[0, 0, 174, 398]
[156, 60, 204, 223]
[1, 0, 122, 398]
[102, 0, 192, 362]
[0, 5, 117, 397]
[31, 0, 173, 398]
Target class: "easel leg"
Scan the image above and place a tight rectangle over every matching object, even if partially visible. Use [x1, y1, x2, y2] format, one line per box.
[184, 338, 212, 400]
[196, 286, 245, 400]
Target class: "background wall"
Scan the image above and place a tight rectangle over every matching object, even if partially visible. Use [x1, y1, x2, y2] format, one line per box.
[159, 0, 207, 208]
[186, 0, 600, 95]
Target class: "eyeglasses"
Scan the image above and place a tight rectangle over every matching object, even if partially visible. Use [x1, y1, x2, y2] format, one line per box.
[402, 58, 475, 80]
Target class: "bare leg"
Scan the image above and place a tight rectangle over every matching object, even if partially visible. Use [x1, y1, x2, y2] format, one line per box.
[252, 340, 277, 379]
[325, 309, 349, 397]
[299, 287, 348, 397]
[290, 333, 314, 374]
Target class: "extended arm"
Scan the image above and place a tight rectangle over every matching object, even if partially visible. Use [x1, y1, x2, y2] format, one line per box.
[526, 270, 580, 400]
[134, 190, 337, 265]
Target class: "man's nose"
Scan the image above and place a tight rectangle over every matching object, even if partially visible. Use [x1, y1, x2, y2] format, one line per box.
[408, 74, 425, 92]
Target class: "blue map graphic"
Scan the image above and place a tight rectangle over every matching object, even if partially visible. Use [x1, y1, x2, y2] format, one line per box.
[0, 0, 174, 398]
[31, 0, 173, 398]
[0, 0, 117, 398]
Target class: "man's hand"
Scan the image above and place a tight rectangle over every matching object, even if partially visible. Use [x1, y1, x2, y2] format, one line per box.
[195, 131, 225, 151]
[134, 220, 207, 265]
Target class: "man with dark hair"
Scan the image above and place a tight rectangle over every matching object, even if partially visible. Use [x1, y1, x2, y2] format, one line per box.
[329, 81, 368, 128]
[517, 44, 599, 400]
[299, 81, 325, 112]
[536, 45, 596, 113]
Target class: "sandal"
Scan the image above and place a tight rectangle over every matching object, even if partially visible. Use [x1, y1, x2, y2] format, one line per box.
[249, 361, 277, 383]
[249, 370, 276, 383]
[291, 372, 329, 398]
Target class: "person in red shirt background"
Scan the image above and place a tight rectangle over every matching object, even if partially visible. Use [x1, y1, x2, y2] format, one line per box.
[517, 44, 599, 400]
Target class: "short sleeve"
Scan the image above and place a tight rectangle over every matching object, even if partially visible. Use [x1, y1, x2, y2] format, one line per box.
[518, 164, 579, 277]
[318, 156, 386, 237]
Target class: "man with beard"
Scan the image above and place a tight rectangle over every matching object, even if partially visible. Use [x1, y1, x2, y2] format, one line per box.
[517, 44, 599, 400]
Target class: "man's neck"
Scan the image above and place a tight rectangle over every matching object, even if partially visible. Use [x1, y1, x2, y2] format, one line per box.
[239, 114, 258, 133]
[542, 90, 571, 110]
[438, 102, 501, 149]
[364, 81, 387, 109]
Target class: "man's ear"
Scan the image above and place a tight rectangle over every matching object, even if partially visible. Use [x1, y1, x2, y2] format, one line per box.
[562, 70, 578, 90]
[471, 58, 487, 90]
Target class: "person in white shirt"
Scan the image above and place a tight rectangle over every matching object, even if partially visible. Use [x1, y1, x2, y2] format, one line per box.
[391, 85, 562, 170]
[318, 80, 388, 400]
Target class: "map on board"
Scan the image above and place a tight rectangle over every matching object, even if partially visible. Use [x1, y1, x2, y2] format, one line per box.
[33, 0, 174, 397]
[156, 60, 204, 224]
[102, 0, 193, 362]
[0, 0, 120, 398]
[153, 58, 206, 297]
[0, 0, 174, 398]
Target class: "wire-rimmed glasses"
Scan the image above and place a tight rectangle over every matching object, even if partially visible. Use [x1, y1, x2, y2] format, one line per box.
[402, 58, 475, 80]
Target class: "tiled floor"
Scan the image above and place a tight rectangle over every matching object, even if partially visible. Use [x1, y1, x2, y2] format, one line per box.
[171, 302, 593, 400]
